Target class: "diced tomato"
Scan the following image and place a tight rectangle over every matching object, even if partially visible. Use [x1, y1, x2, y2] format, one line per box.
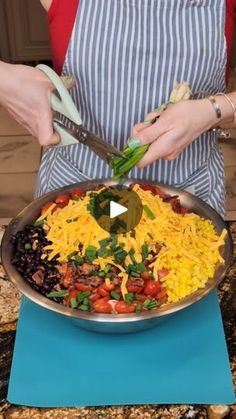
[115, 301, 136, 314]
[88, 293, 100, 302]
[66, 289, 78, 305]
[55, 194, 70, 205]
[180, 206, 188, 215]
[156, 288, 167, 300]
[140, 183, 156, 194]
[75, 283, 93, 292]
[140, 271, 151, 282]
[55, 203, 67, 210]
[71, 188, 86, 199]
[127, 285, 143, 294]
[158, 268, 169, 280]
[103, 283, 115, 292]
[138, 294, 148, 302]
[41, 201, 55, 215]
[153, 186, 168, 198]
[93, 300, 112, 313]
[98, 286, 109, 297]
[144, 279, 161, 296]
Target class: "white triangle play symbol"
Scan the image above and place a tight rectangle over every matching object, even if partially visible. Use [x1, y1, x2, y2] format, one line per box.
[110, 201, 128, 219]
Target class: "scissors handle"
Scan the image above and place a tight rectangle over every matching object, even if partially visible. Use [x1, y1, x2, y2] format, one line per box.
[36, 64, 81, 147]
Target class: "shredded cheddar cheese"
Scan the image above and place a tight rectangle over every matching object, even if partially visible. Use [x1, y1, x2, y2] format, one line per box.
[41, 185, 226, 304]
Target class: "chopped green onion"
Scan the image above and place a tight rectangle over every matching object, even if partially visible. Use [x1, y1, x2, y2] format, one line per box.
[143, 205, 156, 220]
[80, 304, 89, 311]
[130, 271, 140, 277]
[83, 297, 89, 306]
[147, 301, 158, 310]
[99, 237, 111, 247]
[111, 145, 149, 180]
[110, 219, 127, 234]
[33, 219, 44, 227]
[86, 245, 97, 253]
[74, 255, 83, 264]
[135, 302, 142, 313]
[67, 251, 77, 260]
[70, 298, 78, 309]
[114, 246, 124, 255]
[98, 271, 105, 277]
[85, 245, 97, 261]
[97, 247, 106, 257]
[126, 263, 146, 274]
[104, 265, 111, 273]
[125, 293, 134, 306]
[111, 291, 120, 300]
[115, 250, 127, 263]
[110, 235, 118, 251]
[128, 248, 136, 263]
[130, 229, 136, 238]
[143, 299, 152, 308]
[77, 290, 91, 301]
[141, 244, 149, 259]
[47, 290, 69, 298]
[71, 260, 77, 272]
[24, 243, 31, 250]
[143, 298, 158, 310]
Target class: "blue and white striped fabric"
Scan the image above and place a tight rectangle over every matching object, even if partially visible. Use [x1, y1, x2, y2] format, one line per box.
[36, 0, 227, 217]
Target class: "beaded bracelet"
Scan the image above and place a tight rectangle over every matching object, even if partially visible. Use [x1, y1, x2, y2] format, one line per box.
[216, 92, 236, 124]
[207, 96, 222, 120]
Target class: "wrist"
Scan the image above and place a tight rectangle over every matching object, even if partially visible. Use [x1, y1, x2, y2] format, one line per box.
[204, 94, 236, 128]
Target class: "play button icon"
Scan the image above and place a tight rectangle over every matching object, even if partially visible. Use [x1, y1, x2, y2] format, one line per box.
[110, 201, 127, 218]
[88, 185, 143, 234]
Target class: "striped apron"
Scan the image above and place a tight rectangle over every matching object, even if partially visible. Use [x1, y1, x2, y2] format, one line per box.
[36, 0, 227, 218]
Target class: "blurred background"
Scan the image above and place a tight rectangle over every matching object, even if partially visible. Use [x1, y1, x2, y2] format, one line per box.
[0, 0, 235, 222]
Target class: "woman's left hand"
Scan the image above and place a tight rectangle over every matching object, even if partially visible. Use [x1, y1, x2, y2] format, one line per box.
[129, 99, 217, 168]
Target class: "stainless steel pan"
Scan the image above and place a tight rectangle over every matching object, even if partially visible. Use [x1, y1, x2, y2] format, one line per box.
[1, 179, 233, 333]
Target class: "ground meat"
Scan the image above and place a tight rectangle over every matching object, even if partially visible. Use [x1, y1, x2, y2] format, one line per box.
[127, 277, 144, 287]
[110, 266, 118, 274]
[57, 262, 68, 276]
[32, 269, 44, 286]
[113, 276, 121, 286]
[80, 263, 95, 275]
[75, 276, 103, 287]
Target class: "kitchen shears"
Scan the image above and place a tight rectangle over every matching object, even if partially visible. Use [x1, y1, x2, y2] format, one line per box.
[36, 64, 127, 162]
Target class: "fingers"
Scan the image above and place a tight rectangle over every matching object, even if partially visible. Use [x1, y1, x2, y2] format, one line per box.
[38, 75, 76, 146]
[129, 117, 169, 151]
[137, 131, 182, 168]
[132, 122, 148, 136]
[60, 75, 76, 90]
[37, 109, 60, 146]
[131, 111, 161, 136]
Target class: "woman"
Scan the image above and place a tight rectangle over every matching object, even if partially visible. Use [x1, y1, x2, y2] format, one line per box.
[0, 0, 236, 218]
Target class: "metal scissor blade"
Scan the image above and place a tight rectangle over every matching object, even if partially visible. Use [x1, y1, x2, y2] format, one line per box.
[54, 118, 127, 162]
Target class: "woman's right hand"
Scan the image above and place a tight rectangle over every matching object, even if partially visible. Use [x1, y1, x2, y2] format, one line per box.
[0, 61, 74, 146]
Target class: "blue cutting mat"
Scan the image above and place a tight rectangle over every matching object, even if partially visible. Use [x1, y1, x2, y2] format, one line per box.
[8, 290, 235, 407]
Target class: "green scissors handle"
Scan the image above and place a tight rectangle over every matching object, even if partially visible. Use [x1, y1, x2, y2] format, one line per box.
[36, 64, 81, 147]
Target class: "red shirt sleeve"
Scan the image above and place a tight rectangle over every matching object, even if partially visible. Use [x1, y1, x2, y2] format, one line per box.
[48, 0, 235, 83]
[225, 0, 236, 80]
[47, 0, 79, 74]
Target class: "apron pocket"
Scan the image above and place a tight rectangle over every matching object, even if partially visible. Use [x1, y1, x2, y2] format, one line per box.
[48, 150, 91, 191]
